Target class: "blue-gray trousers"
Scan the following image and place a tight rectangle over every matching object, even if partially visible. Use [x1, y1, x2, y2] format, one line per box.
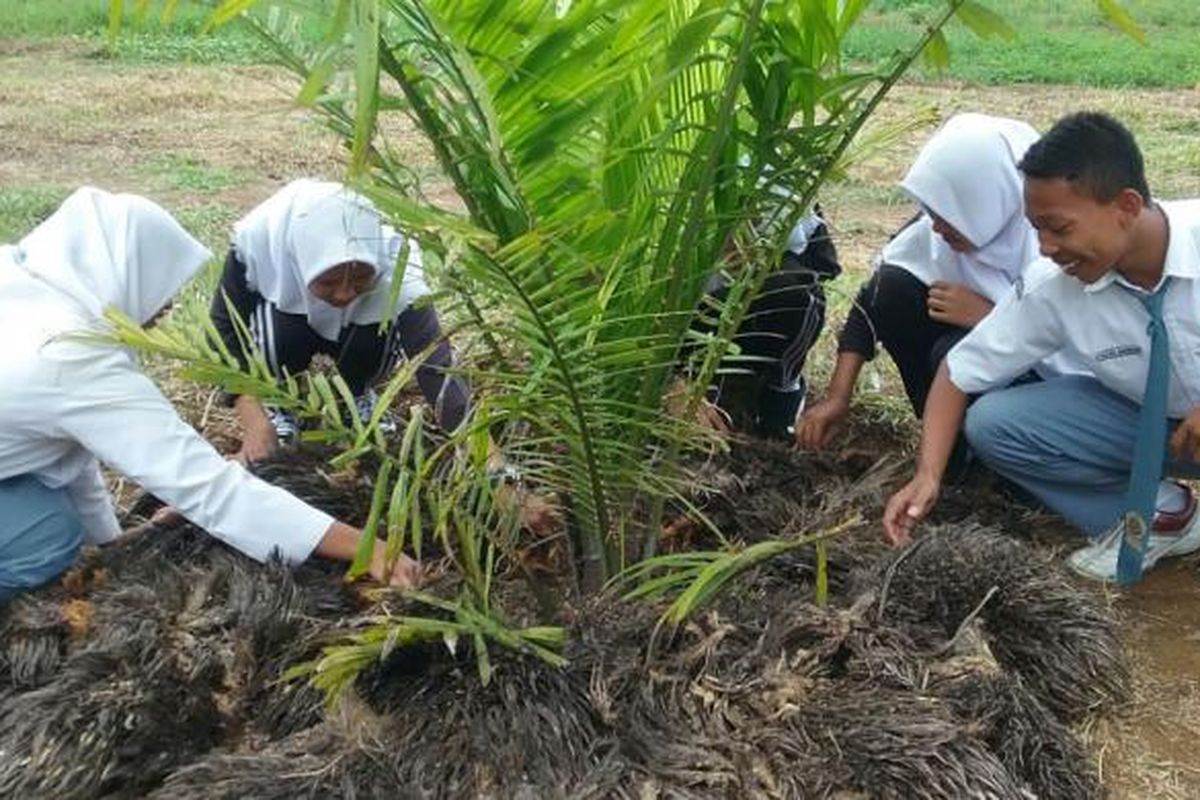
[965, 375, 1200, 537]
[0, 475, 84, 603]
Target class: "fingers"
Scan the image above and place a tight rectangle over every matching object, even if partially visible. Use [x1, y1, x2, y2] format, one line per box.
[1173, 423, 1200, 463]
[882, 490, 914, 546]
[927, 291, 948, 319]
[700, 401, 732, 434]
[150, 505, 184, 526]
[795, 403, 846, 450]
[795, 416, 825, 450]
[388, 555, 423, 590]
[520, 492, 564, 536]
[882, 480, 936, 547]
[1169, 425, 1187, 461]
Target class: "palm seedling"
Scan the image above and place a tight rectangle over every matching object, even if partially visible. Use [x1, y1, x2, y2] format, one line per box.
[105, 0, 1142, 697]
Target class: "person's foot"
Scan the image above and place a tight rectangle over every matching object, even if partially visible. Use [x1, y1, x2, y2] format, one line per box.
[352, 388, 397, 435]
[1068, 485, 1200, 581]
[1152, 480, 1197, 533]
[757, 379, 806, 440]
[266, 407, 300, 445]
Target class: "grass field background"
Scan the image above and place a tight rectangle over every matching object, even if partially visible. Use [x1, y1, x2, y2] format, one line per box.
[3, 0, 1197, 86]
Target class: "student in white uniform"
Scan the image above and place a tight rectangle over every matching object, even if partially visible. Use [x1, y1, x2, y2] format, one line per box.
[211, 180, 469, 464]
[0, 187, 419, 602]
[798, 113, 1057, 461]
[883, 112, 1200, 581]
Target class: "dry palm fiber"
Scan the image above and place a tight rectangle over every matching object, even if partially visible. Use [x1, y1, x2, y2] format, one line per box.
[0, 530, 362, 797]
[3, 446, 1127, 798]
[0, 580, 224, 798]
[934, 667, 1102, 799]
[150, 700, 415, 800]
[856, 525, 1130, 722]
[0, 592, 71, 690]
[155, 631, 618, 800]
[193, 588, 1064, 799]
[670, 439, 896, 592]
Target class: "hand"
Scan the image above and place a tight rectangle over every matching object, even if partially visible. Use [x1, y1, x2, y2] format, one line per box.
[795, 396, 849, 450]
[665, 378, 731, 435]
[517, 490, 563, 536]
[1170, 406, 1200, 463]
[927, 282, 993, 328]
[494, 483, 563, 537]
[234, 426, 278, 466]
[369, 547, 422, 590]
[882, 473, 940, 546]
[150, 505, 184, 526]
[122, 504, 184, 539]
[696, 397, 732, 435]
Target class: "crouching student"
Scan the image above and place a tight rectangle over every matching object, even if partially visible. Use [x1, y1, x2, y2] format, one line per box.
[884, 112, 1200, 582]
[798, 113, 1076, 465]
[0, 187, 419, 602]
[211, 179, 469, 464]
[688, 207, 842, 440]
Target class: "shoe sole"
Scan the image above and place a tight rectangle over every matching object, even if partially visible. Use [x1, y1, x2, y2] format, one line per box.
[1068, 530, 1200, 582]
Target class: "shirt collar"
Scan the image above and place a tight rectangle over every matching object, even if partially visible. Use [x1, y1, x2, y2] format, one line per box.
[1085, 201, 1200, 295]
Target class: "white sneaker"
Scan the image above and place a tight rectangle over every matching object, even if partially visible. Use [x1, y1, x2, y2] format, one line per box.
[1068, 509, 1200, 581]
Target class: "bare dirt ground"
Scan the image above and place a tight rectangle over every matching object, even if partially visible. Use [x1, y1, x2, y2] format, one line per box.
[4, 40, 1200, 799]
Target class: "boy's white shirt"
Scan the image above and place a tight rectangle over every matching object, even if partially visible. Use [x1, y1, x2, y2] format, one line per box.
[947, 199, 1200, 418]
[0, 187, 333, 562]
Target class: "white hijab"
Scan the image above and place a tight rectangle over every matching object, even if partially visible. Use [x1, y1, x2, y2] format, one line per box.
[232, 179, 429, 341]
[880, 113, 1040, 303]
[10, 186, 211, 329]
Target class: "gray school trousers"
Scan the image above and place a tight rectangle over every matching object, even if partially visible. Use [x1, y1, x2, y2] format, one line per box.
[0, 474, 84, 603]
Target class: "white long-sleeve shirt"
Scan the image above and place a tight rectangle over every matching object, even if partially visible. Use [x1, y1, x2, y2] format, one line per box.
[0, 188, 334, 564]
[0, 299, 333, 563]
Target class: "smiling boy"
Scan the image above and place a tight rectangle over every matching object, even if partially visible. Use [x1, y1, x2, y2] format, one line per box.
[882, 111, 1200, 581]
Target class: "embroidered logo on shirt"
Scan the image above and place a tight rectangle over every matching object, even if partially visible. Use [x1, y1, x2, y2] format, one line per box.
[1094, 344, 1143, 362]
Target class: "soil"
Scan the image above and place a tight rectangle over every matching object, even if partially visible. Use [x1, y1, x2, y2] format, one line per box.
[3, 39, 1200, 798]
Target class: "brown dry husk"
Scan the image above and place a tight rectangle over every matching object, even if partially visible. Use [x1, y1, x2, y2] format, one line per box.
[0, 443, 1128, 799]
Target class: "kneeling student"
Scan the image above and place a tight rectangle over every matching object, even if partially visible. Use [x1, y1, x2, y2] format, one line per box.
[212, 180, 469, 464]
[884, 112, 1200, 583]
[798, 113, 1077, 462]
[0, 188, 419, 602]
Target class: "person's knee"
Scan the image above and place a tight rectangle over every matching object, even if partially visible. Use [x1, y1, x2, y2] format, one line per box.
[870, 265, 927, 327]
[0, 495, 84, 597]
[963, 390, 1016, 462]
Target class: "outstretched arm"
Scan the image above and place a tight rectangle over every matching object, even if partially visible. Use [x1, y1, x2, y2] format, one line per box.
[881, 362, 968, 545]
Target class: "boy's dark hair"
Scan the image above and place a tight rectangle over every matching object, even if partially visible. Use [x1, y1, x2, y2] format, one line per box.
[1019, 111, 1150, 203]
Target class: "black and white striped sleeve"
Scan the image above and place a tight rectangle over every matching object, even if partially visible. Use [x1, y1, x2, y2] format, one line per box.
[209, 248, 263, 373]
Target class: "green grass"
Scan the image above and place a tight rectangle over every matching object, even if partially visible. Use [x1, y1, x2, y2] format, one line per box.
[0, 0, 323, 64]
[138, 154, 247, 195]
[849, 0, 1200, 88]
[5, 1, 1196, 85]
[174, 203, 239, 246]
[0, 186, 72, 241]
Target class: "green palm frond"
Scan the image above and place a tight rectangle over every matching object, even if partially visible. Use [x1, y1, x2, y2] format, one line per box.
[615, 513, 860, 627]
[100, 0, 1148, 694]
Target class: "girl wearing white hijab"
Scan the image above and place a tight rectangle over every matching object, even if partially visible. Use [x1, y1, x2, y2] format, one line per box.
[797, 113, 1069, 458]
[0, 187, 418, 601]
[212, 179, 468, 464]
